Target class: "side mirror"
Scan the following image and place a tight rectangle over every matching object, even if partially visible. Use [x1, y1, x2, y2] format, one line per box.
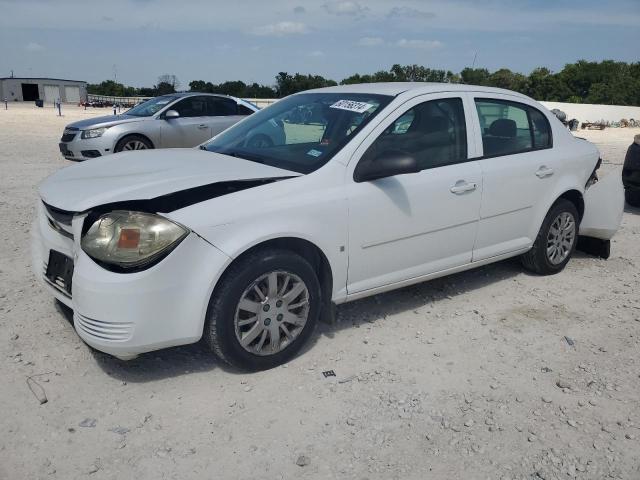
[354, 150, 420, 183]
[164, 110, 180, 119]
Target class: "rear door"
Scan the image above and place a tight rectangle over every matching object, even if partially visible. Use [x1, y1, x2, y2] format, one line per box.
[205, 97, 251, 137]
[471, 95, 559, 260]
[159, 96, 212, 147]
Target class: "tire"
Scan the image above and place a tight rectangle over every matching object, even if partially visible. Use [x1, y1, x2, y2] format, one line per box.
[205, 248, 321, 371]
[625, 189, 640, 207]
[114, 135, 153, 152]
[521, 199, 579, 275]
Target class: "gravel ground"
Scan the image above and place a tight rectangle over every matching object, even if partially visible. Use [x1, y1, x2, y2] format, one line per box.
[1, 104, 639, 480]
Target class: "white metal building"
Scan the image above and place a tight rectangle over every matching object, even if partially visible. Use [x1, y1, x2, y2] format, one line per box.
[0, 77, 87, 104]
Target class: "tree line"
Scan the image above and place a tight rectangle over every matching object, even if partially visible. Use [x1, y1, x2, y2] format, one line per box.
[87, 60, 640, 106]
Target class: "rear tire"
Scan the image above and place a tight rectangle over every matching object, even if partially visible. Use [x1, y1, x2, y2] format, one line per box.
[521, 199, 579, 275]
[114, 135, 153, 152]
[625, 190, 640, 207]
[205, 248, 321, 371]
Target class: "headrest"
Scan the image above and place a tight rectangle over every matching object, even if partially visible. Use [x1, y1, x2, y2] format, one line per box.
[489, 118, 517, 138]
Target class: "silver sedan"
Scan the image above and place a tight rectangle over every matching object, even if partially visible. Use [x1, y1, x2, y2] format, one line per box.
[58, 93, 279, 161]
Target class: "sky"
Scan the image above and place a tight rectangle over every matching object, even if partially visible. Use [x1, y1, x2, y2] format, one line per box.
[0, 0, 638, 88]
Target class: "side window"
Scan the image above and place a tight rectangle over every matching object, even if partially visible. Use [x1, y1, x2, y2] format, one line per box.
[206, 97, 238, 116]
[171, 96, 208, 117]
[529, 107, 552, 149]
[362, 97, 467, 170]
[475, 99, 551, 157]
[237, 104, 255, 116]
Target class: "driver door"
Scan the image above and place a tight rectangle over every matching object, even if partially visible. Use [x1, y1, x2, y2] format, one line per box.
[159, 96, 212, 147]
[346, 93, 482, 295]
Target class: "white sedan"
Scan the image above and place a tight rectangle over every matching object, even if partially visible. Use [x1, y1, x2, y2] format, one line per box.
[32, 83, 624, 370]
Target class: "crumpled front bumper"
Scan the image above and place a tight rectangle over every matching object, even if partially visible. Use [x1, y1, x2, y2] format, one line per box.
[31, 202, 231, 360]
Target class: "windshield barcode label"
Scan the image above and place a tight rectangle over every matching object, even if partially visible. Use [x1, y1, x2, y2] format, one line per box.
[330, 100, 374, 114]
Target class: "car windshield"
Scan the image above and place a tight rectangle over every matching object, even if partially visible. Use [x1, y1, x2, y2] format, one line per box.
[125, 96, 177, 117]
[202, 92, 392, 174]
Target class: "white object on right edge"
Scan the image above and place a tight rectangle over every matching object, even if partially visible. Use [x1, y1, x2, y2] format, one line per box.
[580, 168, 625, 240]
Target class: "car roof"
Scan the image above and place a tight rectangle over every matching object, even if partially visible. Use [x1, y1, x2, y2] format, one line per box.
[303, 82, 531, 100]
[164, 92, 239, 100]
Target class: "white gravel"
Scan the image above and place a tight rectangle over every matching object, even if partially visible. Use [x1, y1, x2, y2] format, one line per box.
[1, 104, 639, 479]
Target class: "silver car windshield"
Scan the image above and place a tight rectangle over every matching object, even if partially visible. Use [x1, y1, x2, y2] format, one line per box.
[125, 96, 177, 117]
[203, 93, 392, 174]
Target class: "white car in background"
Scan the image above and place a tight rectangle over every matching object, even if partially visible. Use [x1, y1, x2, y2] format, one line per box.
[57, 93, 281, 161]
[33, 83, 624, 370]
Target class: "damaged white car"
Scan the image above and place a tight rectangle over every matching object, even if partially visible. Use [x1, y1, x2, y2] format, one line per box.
[32, 83, 624, 370]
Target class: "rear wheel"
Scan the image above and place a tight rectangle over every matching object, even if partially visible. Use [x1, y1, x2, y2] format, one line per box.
[205, 248, 321, 371]
[521, 199, 579, 275]
[114, 135, 153, 152]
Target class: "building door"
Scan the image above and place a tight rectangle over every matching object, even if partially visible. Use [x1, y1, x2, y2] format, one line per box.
[64, 86, 80, 103]
[21, 83, 39, 101]
[44, 85, 60, 104]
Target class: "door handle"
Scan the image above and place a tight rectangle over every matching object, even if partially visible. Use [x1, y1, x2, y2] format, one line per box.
[536, 166, 554, 178]
[197, 124, 208, 129]
[450, 181, 477, 194]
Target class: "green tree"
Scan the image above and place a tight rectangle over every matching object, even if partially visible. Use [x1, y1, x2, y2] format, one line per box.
[155, 81, 175, 95]
[460, 68, 491, 86]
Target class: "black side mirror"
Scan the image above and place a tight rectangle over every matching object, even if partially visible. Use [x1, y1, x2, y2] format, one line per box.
[354, 150, 420, 183]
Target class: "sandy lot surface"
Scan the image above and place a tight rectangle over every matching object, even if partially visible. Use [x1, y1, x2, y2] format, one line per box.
[1, 103, 639, 480]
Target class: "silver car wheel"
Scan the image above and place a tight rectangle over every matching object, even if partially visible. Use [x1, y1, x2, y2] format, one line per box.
[546, 212, 576, 265]
[234, 271, 310, 356]
[122, 140, 148, 151]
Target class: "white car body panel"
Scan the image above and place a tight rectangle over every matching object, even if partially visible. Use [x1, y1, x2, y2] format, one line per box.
[39, 148, 298, 212]
[166, 162, 350, 302]
[32, 82, 624, 360]
[579, 168, 625, 240]
[468, 93, 598, 260]
[344, 92, 482, 294]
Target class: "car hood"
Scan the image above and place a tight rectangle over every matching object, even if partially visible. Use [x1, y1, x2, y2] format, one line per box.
[39, 148, 300, 212]
[65, 114, 145, 129]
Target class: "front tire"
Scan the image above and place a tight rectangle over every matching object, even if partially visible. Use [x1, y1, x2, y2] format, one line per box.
[114, 135, 153, 152]
[205, 248, 321, 371]
[521, 199, 579, 275]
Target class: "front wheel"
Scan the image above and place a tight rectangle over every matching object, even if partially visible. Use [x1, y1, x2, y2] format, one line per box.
[521, 199, 579, 275]
[114, 135, 153, 152]
[205, 249, 321, 371]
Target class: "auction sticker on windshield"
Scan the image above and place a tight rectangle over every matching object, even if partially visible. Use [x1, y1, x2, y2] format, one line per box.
[330, 100, 374, 114]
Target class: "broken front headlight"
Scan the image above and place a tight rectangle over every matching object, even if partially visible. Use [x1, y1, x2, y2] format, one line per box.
[81, 211, 188, 270]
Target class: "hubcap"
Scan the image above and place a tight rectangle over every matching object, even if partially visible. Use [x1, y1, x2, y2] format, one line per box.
[546, 212, 576, 265]
[234, 271, 310, 356]
[122, 140, 148, 150]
